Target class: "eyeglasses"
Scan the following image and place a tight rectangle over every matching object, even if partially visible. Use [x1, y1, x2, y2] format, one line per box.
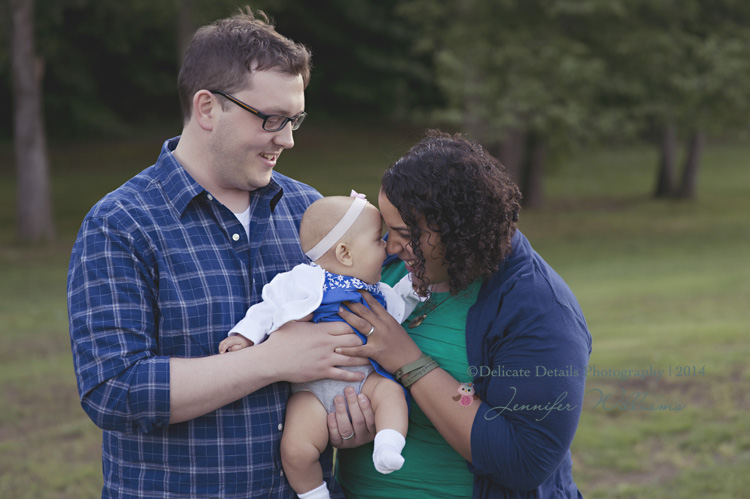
[209, 89, 307, 132]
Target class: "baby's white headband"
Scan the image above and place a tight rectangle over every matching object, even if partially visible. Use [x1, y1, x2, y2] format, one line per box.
[304, 190, 368, 262]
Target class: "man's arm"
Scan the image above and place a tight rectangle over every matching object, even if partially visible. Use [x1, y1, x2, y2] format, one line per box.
[69, 214, 367, 430]
[169, 319, 370, 423]
[70, 212, 374, 433]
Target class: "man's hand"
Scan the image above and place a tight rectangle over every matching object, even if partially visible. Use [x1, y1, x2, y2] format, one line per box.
[259, 319, 370, 384]
[170, 319, 369, 424]
[327, 387, 376, 448]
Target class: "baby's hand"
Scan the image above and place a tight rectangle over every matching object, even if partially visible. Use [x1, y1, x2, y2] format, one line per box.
[218, 335, 253, 353]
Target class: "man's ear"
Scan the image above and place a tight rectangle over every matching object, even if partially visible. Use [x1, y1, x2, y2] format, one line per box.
[335, 242, 354, 267]
[193, 90, 216, 131]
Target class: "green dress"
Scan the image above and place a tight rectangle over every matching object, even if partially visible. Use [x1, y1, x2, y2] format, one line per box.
[337, 262, 481, 498]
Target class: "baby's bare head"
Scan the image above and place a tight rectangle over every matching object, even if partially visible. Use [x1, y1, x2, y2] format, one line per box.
[301, 196, 386, 284]
[300, 196, 371, 254]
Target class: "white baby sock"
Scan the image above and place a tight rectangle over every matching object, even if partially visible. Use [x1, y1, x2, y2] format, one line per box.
[372, 428, 406, 474]
[297, 482, 330, 499]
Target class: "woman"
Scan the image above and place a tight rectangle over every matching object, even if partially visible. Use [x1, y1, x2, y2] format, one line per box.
[334, 130, 591, 498]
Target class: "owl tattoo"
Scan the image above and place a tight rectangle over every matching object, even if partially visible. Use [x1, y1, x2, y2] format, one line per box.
[452, 382, 479, 407]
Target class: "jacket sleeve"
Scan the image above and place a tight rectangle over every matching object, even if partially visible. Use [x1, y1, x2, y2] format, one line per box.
[229, 264, 325, 344]
[68, 211, 170, 434]
[468, 271, 591, 491]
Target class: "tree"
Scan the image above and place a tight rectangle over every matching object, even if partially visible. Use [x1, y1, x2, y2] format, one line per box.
[592, 0, 750, 200]
[10, 0, 54, 242]
[654, 126, 677, 198]
[397, 0, 620, 208]
[400, 0, 750, 204]
[677, 131, 704, 199]
[0, 0, 436, 138]
[669, 3, 750, 199]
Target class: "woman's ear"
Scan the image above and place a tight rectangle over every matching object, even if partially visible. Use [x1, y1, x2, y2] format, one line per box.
[193, 90, 216, 131]
[335, 242, 354, 267]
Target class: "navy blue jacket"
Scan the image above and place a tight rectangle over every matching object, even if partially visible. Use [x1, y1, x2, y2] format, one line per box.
[466, 230, 591, 498]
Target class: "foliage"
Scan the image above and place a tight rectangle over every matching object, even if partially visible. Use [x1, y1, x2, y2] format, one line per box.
[12, 0, 181, 137]
[585, 0, 750, 140]
[397, 1, 619, 155]
[0, 0, 439, 140]
[3, 0, 747, 144]
[396, 0, 750, 158]
[260, 0, 441, 122]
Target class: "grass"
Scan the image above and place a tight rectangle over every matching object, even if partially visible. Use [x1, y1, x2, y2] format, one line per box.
[520, 141, 750, 498]
[0, 126, 748, 497]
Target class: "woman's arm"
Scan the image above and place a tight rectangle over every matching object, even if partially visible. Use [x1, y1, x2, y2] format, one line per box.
[337, 291, 480, 461]
[338, 289, 590, 490]
[465, 282, 591, 490]
[402, 367, 479, 461]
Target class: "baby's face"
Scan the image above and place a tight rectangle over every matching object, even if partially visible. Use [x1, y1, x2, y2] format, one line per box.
[347, 204, 388, 284]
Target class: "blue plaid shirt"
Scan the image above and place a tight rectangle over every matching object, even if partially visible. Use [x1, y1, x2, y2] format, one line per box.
[68, 137, 340, 498]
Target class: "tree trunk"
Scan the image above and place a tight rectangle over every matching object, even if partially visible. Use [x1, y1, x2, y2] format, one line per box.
[522, 133, 545, 209]
[677, 131, 705, 199]
[654, 124, 677, 198]
[497, 128, 526, 187]
[10, 0, 54, 242]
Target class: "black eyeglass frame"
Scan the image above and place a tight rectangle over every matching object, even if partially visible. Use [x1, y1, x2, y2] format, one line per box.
[209, 89, 307, 132]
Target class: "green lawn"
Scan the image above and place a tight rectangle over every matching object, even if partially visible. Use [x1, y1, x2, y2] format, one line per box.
[0, 128, 748, 497]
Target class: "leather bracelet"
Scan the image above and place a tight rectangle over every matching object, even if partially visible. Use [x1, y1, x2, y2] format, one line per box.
[394, 354, 433, 382]
[400, 360, 439, 389]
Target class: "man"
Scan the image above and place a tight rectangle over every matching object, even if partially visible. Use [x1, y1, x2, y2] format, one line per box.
[68, 8, 372, 498]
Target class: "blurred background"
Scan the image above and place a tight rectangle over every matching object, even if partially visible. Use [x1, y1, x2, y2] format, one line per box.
[1, 0, 749, 497]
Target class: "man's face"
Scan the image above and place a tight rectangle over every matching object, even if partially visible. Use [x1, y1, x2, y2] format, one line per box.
[208, 69, 305, 195]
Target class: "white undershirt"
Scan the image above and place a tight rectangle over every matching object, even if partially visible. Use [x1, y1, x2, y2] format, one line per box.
[233, 206, 251, 240]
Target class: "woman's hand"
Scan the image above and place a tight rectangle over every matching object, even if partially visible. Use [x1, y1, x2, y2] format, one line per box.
[327, 387, 376, 449]
[337, 290, 422, 373]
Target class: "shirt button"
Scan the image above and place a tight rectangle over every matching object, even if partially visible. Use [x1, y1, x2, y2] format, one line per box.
[207, 194, 213, 201]
[278, 423, 283, 431]
[232, 233, 240, 241]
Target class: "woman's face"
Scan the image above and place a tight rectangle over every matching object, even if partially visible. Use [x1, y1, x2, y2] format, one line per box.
[378, 189, 450, 292]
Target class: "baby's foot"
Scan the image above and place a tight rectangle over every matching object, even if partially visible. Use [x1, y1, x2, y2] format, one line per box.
[372, 429, 406, 474]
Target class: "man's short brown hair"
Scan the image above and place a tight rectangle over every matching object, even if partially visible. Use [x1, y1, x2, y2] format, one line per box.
[177, 7, 312, 122]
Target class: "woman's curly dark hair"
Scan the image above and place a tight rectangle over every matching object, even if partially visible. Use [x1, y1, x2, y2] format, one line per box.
[381, 130, 522, 296]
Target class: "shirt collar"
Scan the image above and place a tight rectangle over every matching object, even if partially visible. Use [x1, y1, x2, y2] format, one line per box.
[155, 136, 284, 216]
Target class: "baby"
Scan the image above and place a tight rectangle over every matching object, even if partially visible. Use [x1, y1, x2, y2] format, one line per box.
[219, 193, 419, 499]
